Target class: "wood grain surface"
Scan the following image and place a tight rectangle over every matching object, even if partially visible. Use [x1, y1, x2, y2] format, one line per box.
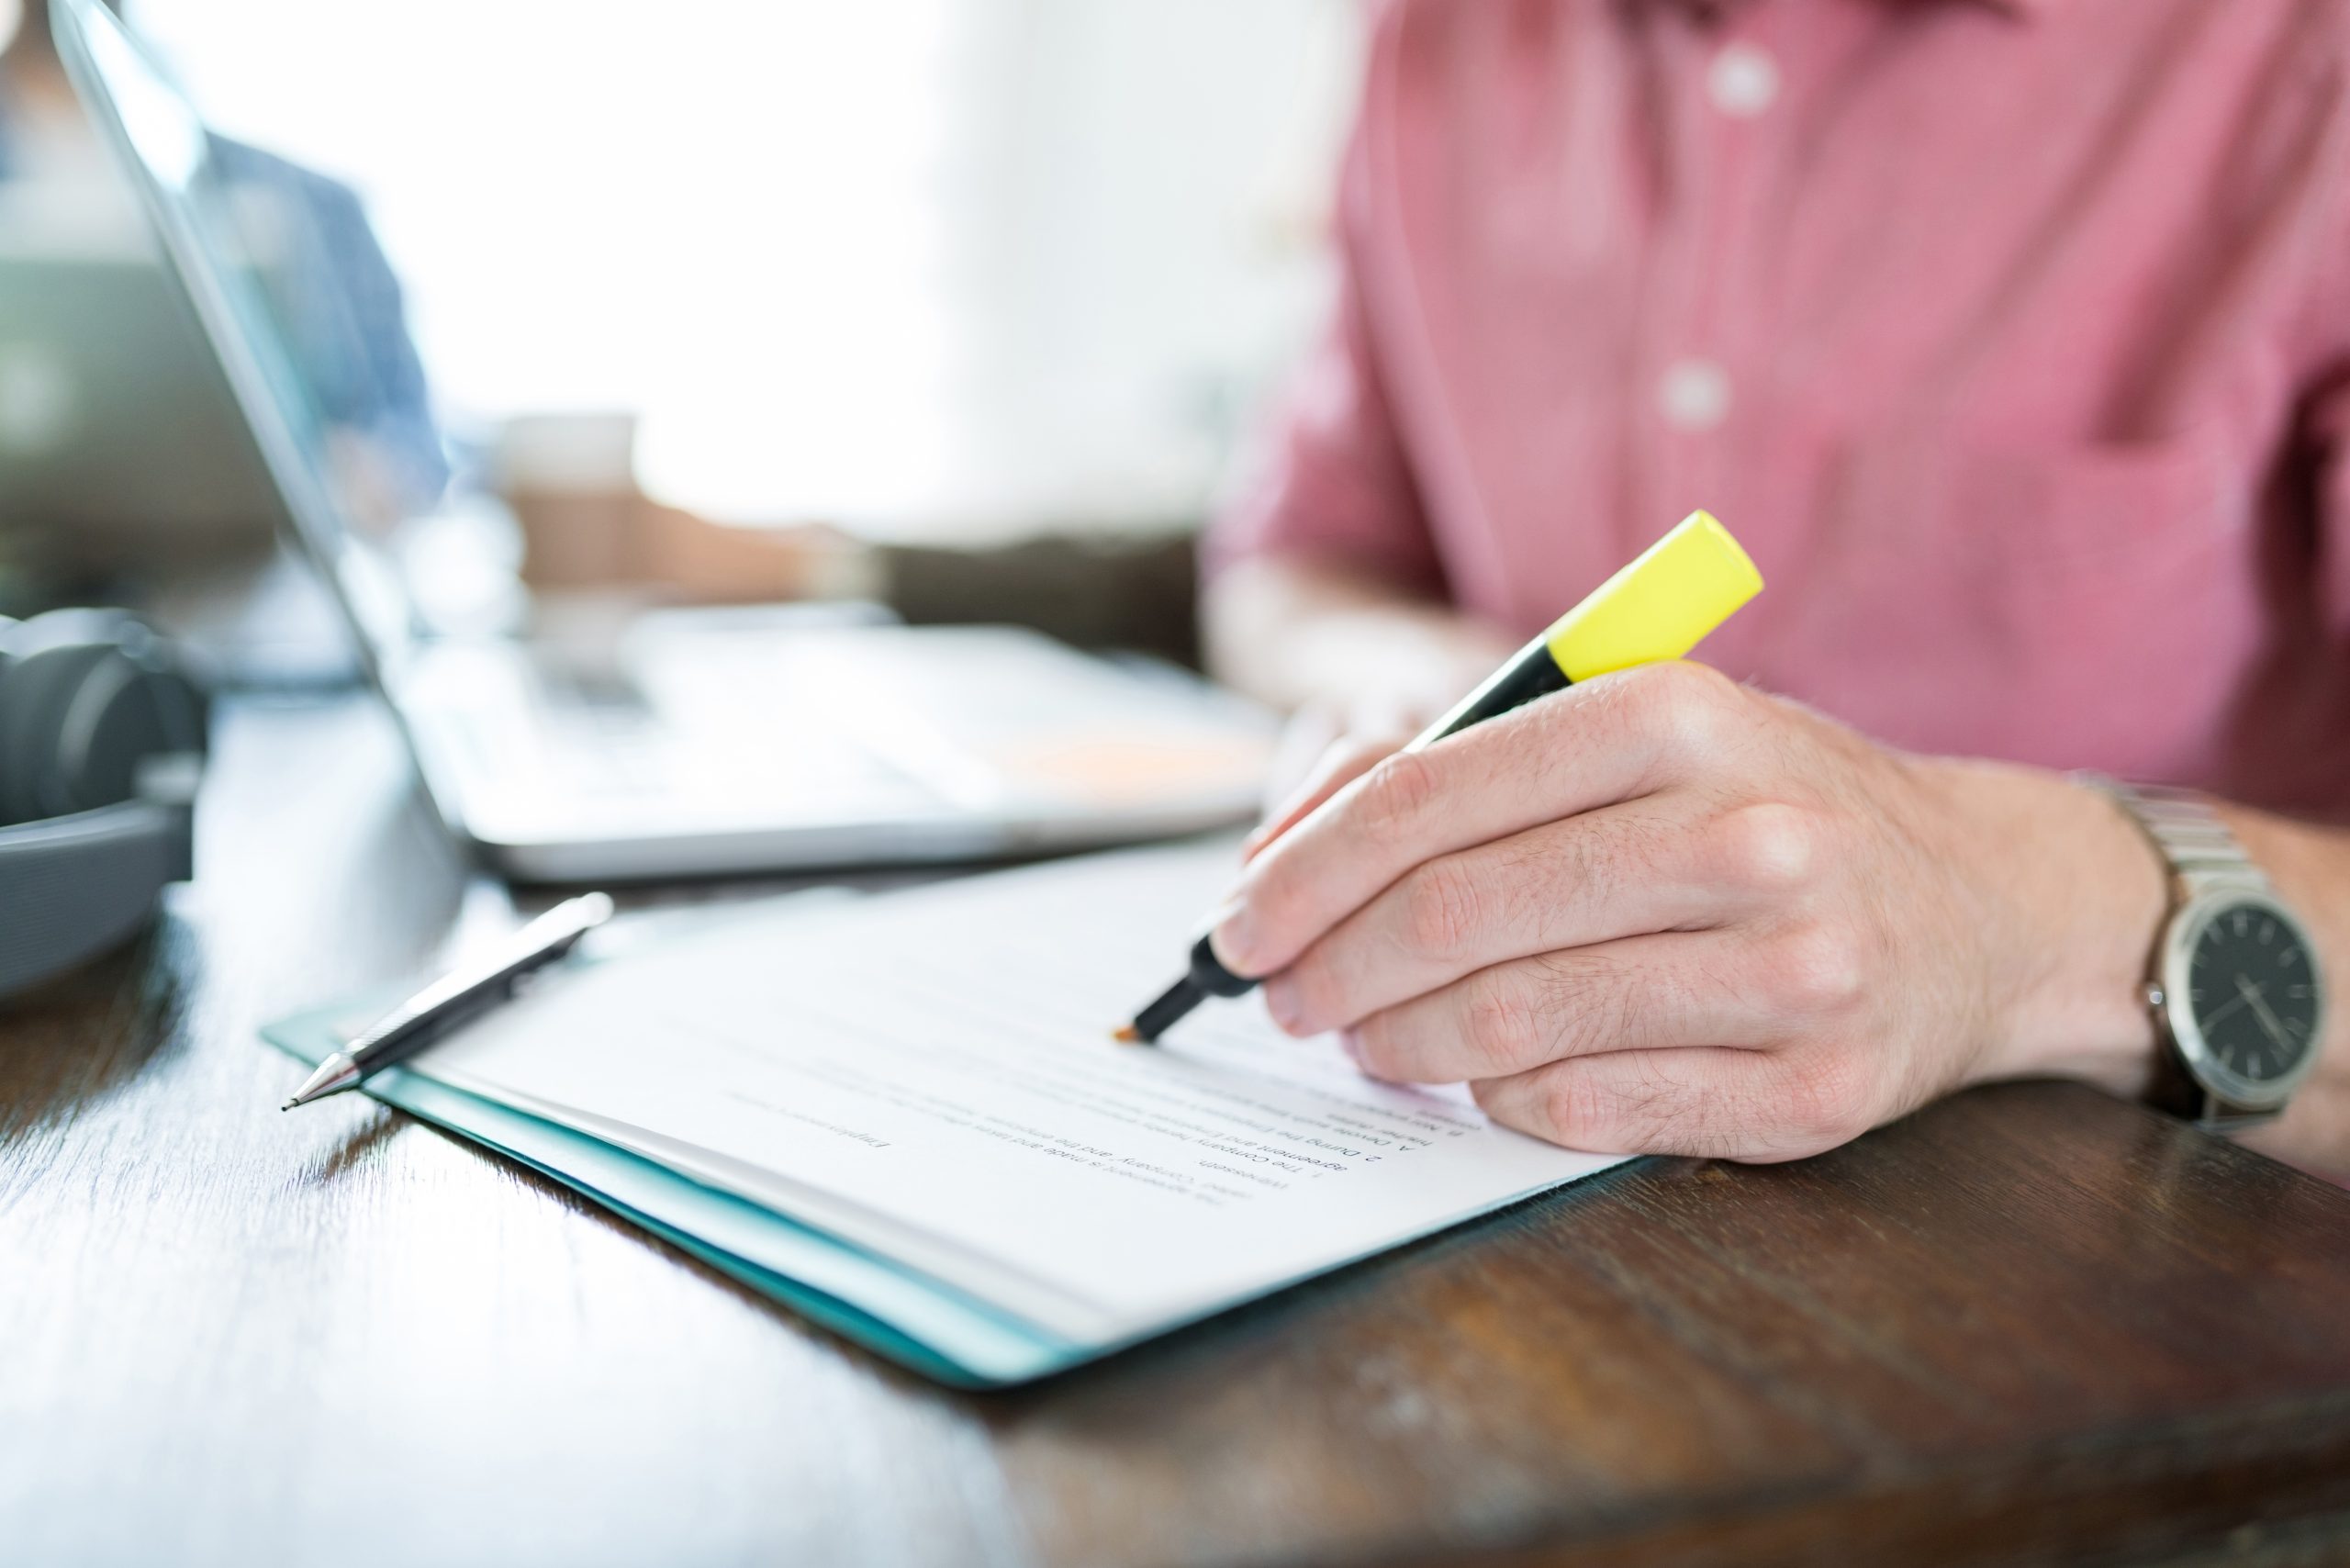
[7, 696, 2350, 1568]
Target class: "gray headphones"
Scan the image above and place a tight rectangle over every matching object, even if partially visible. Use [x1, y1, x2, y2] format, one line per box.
[0, 609, 208, 1001]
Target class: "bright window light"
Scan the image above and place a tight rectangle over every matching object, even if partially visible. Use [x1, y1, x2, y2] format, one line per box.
[137, 0, 1354, 532]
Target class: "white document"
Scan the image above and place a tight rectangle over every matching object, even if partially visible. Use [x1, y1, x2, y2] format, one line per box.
[422, 838, 1627, 1346]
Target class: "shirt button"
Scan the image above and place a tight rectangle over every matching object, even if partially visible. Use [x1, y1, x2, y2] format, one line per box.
[1707, 40, 1780, 118]
[1658, 358, 1732, 431]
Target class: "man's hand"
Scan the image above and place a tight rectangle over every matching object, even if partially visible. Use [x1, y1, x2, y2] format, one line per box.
[1211, 662, 2172, 1160]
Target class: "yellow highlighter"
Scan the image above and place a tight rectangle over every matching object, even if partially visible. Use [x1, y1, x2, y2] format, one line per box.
[1116, 510, 1763, 1045]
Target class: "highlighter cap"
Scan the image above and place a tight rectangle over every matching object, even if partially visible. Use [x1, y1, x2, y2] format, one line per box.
[1542, 510, 1762, 682]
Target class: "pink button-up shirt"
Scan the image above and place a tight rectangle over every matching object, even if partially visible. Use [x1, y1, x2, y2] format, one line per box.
[1210, 0, 2350, 820]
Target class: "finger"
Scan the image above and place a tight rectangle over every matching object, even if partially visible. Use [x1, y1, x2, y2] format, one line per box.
[1471, 1044, 1872, 1162]
[1244, 728, 1409, 864]
[1264, 790, 1795, 1036]
[1213, 661, 1754, 979]
[1339, 929, 1778, 1085]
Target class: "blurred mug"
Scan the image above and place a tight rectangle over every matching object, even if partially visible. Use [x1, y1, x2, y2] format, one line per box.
[495, 410, 644, 590]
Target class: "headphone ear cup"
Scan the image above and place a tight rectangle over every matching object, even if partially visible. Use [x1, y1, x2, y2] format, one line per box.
[0, 645, 110, 824]
[92, 656, 208, 809]
[0, 620, 209, 825]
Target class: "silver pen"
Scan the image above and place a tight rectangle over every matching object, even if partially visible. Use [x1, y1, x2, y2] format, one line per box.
[281, 891, 615, 1110]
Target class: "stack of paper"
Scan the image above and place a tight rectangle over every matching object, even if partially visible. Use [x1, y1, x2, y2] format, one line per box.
[265, 839, 1628, 1385]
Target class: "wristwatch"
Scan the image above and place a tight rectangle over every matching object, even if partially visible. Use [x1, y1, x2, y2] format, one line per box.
[2090, 778, 2326, 1131]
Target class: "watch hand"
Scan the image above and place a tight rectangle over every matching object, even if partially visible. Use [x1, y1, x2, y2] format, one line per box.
[2197, 987, 2255, 1031]
[2240, 975, 2295, 1052]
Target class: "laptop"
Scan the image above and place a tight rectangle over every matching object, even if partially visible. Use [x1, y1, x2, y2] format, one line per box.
[53, 0, 1275, 882]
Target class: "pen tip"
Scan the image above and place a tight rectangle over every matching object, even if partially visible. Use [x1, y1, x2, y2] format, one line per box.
[1112, 1024, 1142, 1044]
[280, 1098, 298, 1112]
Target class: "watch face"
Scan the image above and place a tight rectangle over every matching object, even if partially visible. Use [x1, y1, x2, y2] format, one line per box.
[2171, 895, 2325, 1105]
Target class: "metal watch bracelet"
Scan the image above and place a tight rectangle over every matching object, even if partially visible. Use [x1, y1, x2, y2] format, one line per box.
[2078, 775, 2279, 1132]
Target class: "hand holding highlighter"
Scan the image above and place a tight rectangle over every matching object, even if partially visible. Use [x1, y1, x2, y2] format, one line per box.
[1117, 510, 1763, 1043]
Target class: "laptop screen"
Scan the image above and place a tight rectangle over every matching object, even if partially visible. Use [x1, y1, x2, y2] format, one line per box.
[52, 0, 436, 693]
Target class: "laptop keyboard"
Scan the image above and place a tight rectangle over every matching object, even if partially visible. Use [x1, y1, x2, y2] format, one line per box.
[513, 635, 929, 811]
[421, 622, 1270, 834]
[531, 659, 653, 717]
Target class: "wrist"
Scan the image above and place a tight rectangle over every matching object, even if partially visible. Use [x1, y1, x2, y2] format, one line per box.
[1931, 760, 2168, 1095]
[796, 536, 888, 603]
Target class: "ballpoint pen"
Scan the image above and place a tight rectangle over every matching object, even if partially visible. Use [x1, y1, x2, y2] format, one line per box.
[280, 890, 615, 1110]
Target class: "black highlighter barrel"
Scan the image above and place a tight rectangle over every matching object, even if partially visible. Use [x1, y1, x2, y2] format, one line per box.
[1416, 642, 1572, 745]
[1127, 934, 1261, 1042]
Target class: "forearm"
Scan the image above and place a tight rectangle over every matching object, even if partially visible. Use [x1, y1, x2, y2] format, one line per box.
[1201, 553, 1517, 722]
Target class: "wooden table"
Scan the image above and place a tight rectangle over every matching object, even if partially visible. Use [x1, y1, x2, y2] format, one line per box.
[9, 695, 2350, 1568]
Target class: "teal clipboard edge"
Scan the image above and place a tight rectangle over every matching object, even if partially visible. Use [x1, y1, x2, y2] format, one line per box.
[263, 995, 1635, 1392]
[262, 1002, 1088, 1389]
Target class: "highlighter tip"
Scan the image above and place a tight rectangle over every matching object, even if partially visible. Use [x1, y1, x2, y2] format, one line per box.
[1111, 1024, 1143, 1045]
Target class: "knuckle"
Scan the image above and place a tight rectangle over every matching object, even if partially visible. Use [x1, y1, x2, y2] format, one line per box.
[1533, 1073, 1609, 1147]
[1764, 922, 1868, 1017]
[1779, 1051, 1874, 1149]
[1397, 859, 1484, 958]
[1460, 974, 1543, 1074]
[1355, 749, 1444, 848]
[1624, 661, 1739, 756]
[1532, 1060, 1681, 1153]
[1706, 801, 1818, 894]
